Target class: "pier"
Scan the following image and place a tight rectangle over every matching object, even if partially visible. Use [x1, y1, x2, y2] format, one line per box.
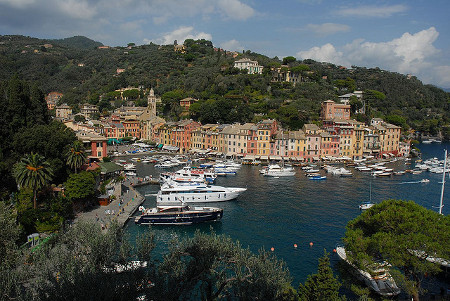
[76, 178, 148, 231]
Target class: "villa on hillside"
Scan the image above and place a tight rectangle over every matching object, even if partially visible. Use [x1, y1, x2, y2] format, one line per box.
[233, 58, 263, 74]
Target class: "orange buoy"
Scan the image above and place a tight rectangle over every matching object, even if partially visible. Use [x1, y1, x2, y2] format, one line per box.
[270, 247, 275, 252]
[293, 244, 298, 248]
[309, 242, 313, 247]
[333, 249, 337, 253]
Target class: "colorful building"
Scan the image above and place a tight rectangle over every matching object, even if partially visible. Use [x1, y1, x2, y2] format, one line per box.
[321, 100, 351, 120]
[170, 120, 201, 153]
[303, 124, 322, 162]
[76, 130, 108, 159]
[55, 103, 72, 119]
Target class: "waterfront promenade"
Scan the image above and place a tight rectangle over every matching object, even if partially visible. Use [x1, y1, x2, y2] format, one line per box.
[76, 176, 149, 231]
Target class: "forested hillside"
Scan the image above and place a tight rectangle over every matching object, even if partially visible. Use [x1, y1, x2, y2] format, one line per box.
[0, 35, 449, 138]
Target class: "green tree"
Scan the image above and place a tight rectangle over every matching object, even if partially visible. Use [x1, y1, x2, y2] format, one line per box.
[363, 89, 386, 115]
[64, 171, 96, 203]
[66, 140, 87, 173]
[29, 221, 153, 301]
[344, 200, 450, 301]
[298, 250, 345, 301]
[349, 95, 362, 113]
[12, 121, 77, 184]
[283, 56, 296, 65]
[0, 201, 31, 300]
[122, 89, 140, 100]
[13, 153, 54, 209]
[74, 114, 86, 123]
[155, 230, 296, 301]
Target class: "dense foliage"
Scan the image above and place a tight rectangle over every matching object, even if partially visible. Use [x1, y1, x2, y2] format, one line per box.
[344, 200, 450, 300]
[298, 250, 345, 301]
[0, 77, 77, 200]
[1, 35, 448, 137]
[0, 219, 316, 301]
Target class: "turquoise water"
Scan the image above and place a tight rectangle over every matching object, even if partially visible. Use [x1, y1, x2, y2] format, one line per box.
[124, 143, 449, 292]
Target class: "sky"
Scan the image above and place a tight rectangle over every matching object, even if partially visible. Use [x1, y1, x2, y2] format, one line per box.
[1, 0, 450, 88]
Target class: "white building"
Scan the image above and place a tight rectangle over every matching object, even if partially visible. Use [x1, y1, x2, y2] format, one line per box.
[233, 58, 263, 74]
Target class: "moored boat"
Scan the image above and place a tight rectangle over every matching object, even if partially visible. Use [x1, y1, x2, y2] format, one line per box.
[308, 175, 326, 180]
[260, 164, 296, 177]
[157, 182, 246, 204]
[359, 201, 374, 210]
[135, 203, 223, 225]
[336, 246, 401, 297]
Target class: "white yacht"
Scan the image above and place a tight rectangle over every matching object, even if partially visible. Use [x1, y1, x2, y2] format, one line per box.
[123, 163, 136, 170]
[336, 246, 401, 297]
[260, 164, 296, 177]
[157, 182, 246, 204]
[160, 166, 216, 183]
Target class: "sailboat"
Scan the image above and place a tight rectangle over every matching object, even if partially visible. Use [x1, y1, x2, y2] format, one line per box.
[437, 149, 447, 215]
[359, 180, 375, 210]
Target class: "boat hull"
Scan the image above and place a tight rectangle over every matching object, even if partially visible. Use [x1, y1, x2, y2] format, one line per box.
[135, 209, 223, 225]
[157, 187, 247, 203]
[336, 247, 400, 297]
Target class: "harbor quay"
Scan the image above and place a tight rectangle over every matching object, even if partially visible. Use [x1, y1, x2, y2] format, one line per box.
[76, 177, 147, 231]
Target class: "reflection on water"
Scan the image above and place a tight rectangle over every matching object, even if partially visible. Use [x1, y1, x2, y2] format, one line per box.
[124, 143, 449, 291]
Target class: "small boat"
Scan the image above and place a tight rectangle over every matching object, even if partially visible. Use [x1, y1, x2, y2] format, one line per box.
[375, 172, 392, 177]
[135, 203, 223, 225]
[359, 201, 375, 210]
[393, 171, 406, 176]
[261, 164, 296, 177]
[340, 170, 353, 177]
[309, 175, 326, 180]
[420, 179, 430, 183]
[359, 181, 375, 210]
[123, 163, 136, 170]
[336, 246, 401, 297]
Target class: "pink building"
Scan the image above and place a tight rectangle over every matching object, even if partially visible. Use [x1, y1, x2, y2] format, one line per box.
[320, 132, 340, 158]
[171, 120, 201, 153]
[303, 124, 321, 162]
[321, 100, 351, 120]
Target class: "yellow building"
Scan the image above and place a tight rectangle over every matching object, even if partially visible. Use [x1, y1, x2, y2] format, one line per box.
[55, 103, 72, 120]
[338, 124, 353, 158]
[349, 120, 365, 160]
[373, 122, 401, 156]
[287, 130, 307, 159]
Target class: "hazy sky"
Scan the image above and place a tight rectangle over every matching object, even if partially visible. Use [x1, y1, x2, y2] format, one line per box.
[1, 0, 449, 88]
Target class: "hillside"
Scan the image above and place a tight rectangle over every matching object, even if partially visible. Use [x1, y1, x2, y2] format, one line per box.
[0, 35, 448, 138]
[52, 36, 103, 49]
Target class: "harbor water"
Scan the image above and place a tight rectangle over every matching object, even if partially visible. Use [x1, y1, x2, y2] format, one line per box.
[123, 143, 449, 293]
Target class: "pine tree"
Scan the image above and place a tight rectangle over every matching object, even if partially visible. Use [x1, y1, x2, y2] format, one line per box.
[298, 250, 345, 301]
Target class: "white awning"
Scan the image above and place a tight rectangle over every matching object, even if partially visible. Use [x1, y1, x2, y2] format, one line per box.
[260, 155, 269, 160]
[244, 155, 256, 160]
[270, 155, 282, 161]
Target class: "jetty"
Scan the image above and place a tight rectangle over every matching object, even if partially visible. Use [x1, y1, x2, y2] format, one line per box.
[76, 179, 147, 231]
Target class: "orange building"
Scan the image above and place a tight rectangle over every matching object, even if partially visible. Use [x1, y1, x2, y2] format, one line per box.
[321, 100, 351, 120]
[45, 91, 63, 110]
[170, 120, 201, 153]
[179, 98, 197, 111]
[122, 119, 141, 138]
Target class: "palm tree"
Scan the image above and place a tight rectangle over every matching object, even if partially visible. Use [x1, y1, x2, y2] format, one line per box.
[13, 153, 54, 209]
[66, 141, 87, 173]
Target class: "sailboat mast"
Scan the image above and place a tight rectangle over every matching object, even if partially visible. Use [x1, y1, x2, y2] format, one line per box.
[439, 149, 447, 215]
